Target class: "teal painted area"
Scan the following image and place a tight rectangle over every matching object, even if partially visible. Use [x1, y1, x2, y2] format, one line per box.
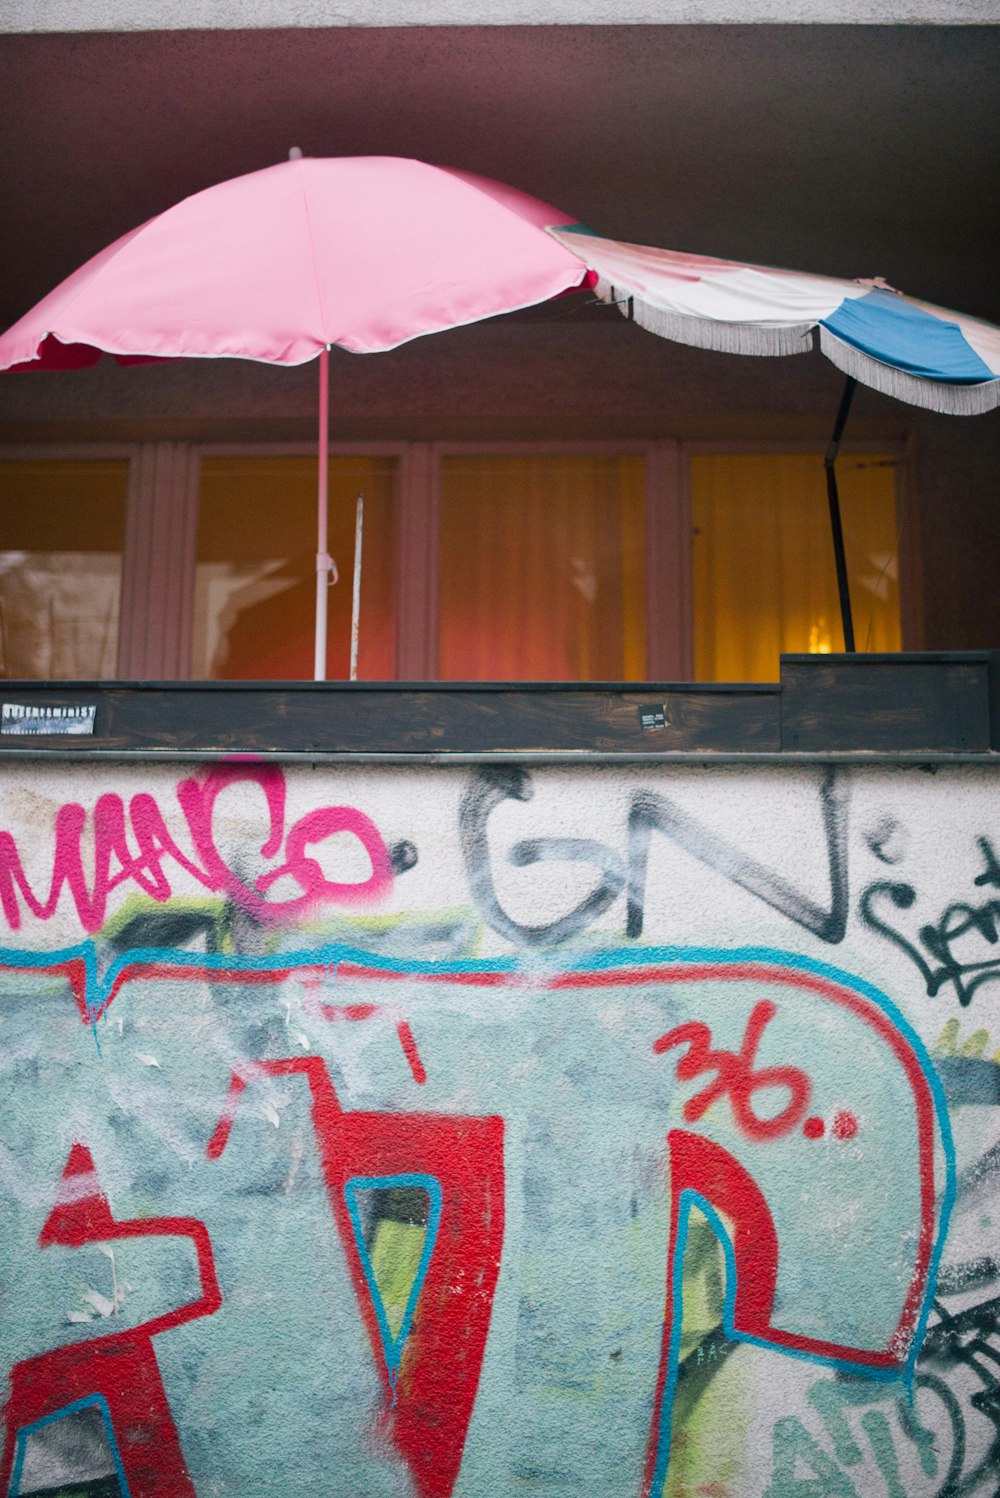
[0, 941, 951, 1497]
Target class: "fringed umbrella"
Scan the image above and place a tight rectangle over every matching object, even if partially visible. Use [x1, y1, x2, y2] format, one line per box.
[551, 228, 1000, 649]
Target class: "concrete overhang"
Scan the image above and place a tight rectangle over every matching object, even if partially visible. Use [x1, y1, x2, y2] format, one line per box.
[3, 0, 998, 31]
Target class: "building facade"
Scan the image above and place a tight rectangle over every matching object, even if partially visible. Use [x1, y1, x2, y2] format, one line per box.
[1, 6, 999, 1496]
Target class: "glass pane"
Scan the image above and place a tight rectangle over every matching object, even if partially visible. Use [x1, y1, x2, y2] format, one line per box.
[192, 455, 397, 680]
[692, 453, 901, 683]
[0, 459, 128, 680]
[438, 454, 647, 681]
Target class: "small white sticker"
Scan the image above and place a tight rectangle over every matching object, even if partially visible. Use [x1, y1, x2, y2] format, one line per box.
[1, 703, 96, 736]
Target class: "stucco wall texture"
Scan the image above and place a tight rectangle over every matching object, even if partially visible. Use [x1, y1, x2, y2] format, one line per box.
[3, 0, 997, 27]
[0, 759, 998, 1496]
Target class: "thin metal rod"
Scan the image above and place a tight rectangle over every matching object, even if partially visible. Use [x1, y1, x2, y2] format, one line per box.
[824, 374, 857, 653]
[349, 493, 364, 682]
[314, 347, 331, 681]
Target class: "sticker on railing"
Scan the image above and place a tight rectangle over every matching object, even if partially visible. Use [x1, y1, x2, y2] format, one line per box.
[2, 704, 97, 736]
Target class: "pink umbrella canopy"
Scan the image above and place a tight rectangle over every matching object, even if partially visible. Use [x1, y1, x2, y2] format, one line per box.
[0, 156, 586, 366]
[0, 155, 589, 678]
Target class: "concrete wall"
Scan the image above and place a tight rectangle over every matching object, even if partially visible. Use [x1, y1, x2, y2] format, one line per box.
[3, 0, 996, 30]
[1, 757, 998, 1496]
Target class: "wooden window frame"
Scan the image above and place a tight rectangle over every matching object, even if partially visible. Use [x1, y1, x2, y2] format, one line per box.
[419, 440, 686, 680]
[0, 442, 142, 680]
[2, 436, 914, 683]
[187, 439, 689, 681]
[189, 441, 412, 681]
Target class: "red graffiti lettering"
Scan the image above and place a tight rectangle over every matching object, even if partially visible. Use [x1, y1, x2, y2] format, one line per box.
[0, 1144, 221, 1498]
[653, 999, 811, 1141]
[208, 1056, 503, 1498]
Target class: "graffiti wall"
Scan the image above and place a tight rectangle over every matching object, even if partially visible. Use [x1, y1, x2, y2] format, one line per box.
[1, 759, 998, 1498]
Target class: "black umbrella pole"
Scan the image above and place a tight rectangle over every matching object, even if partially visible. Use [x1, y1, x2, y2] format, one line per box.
[824, 374, 857, 653]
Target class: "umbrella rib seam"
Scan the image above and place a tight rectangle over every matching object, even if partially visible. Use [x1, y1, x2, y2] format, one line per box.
[294, 156, 331, 348]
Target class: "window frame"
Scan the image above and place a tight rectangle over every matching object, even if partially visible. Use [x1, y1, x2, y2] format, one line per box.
[0, 442, 140, 680]
[187, 439, 688, 681]
[1, 436, 914, 683]
[408, 440, 686, 681]
[189, 441, 410, 683]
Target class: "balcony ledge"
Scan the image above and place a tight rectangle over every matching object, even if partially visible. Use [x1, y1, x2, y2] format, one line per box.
[0, 652, 997, 764]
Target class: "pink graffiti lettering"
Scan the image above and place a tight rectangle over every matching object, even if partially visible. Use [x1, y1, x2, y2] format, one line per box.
[254, 805, 393, 914]
[0, 765, 392, 934]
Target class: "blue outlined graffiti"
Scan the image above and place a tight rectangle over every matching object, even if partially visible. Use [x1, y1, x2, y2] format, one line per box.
[8, 1393, 130, 1498]
[0, 937, 958, 1497]
[344, 1172, 443, 1381]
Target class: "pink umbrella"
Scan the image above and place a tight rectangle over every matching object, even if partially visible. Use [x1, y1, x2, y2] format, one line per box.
[0, 154, 589, 678]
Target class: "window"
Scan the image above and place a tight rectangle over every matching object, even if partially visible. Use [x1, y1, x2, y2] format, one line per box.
[0, 440, 906, 685]
[192, 454, 398, 681]
[438, 454, 647, 680]
[690, 451, 901, 682]
[0, 456, 130, 680]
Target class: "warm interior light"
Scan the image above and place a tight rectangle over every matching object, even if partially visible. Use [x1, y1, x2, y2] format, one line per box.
[0, 459, 128, 680]
[692, 453, 900, 681]
[808, 618, 832, 654]
[192, 455, 397, 680]
[438, 454, 647, 681]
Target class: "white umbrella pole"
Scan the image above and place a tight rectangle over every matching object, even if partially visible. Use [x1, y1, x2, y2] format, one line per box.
[349, 494, 364, 681]
[314, 346, 333, 681]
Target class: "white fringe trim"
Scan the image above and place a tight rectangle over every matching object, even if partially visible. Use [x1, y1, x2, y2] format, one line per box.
[819, 327, 1000, 416]
[593, 277, 814, 357]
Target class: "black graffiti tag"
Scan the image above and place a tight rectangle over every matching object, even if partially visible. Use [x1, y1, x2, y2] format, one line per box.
[459, 767, 626, 947]
[625, 771, 850, 943]
[860, 837, 1000, 1009]
[462, 767, 849, 949]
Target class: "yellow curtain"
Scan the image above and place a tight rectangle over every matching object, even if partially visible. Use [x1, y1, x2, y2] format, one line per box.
[438, 455, 646, 681]
[692, 453, 901, 682]
[193, 455, 397, 680]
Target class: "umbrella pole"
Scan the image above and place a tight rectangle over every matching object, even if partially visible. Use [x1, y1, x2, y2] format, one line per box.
[314, 346, 332, 681]
[349, 493, 364, 682]
[824, 374, 857, 653]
